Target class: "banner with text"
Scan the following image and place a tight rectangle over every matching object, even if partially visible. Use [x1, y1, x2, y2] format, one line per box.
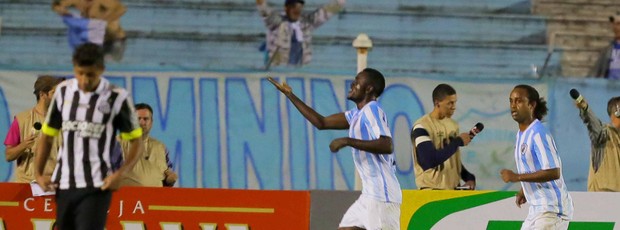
[0, 183, 310, 230]
[0, 71, 575, 191]
[2, 184, 619, 230]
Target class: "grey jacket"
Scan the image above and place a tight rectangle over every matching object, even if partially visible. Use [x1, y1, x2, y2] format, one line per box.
[590, 41, 614, 78]
[580, 106, 611, 171]
[579, 105, 620, 191]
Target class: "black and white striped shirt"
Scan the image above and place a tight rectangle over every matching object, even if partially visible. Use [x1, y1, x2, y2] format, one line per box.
[42, 78, 142, 190]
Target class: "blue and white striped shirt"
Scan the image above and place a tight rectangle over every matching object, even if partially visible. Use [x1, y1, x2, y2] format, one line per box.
[514, 120, 573, 219]
[345, 101, 402, 203]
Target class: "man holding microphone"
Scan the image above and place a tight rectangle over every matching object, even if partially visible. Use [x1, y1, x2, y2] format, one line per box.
[572, 89, 620, 192]
[4, 76, 64, 183]
[410, 83, 480, 190]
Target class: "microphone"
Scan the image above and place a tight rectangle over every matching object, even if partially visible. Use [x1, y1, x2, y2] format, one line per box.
[28, 122, 43, 153]
[32, 122, 42, 136]
[469, 122, 484, 138]
[569, 88, 583, 103]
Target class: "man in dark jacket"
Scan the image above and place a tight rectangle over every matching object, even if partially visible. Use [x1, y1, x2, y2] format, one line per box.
[590, 13, 620, 79]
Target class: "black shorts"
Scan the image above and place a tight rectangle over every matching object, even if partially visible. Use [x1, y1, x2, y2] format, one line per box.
[55, 187, 112, 230]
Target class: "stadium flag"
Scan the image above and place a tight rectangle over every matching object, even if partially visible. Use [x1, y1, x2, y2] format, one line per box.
[62, 15, 107, 49]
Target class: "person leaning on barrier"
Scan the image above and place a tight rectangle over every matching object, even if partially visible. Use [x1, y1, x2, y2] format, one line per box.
[575, 95, 620, 192]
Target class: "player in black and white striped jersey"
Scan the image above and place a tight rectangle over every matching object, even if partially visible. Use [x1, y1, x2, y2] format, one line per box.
[34, 43, 143, 230]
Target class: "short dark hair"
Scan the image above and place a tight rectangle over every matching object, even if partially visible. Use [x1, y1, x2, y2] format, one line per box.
[607, 97, 620, 117]
[432, 84, 456, 104]
[514, 84, 548, 120]
[285, 0, 304, 6]
[135, 103, 153, 116]
[72, 43, 104, 67]
[362, 68, 386, 97]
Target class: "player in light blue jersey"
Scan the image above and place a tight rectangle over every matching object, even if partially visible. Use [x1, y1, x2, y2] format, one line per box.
[500, 84, 573, 230]
[268, 68, 401, 230]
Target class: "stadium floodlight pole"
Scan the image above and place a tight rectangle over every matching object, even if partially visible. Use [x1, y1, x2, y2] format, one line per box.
[351, 33, 373, 191]
[352, 33, 373, 74]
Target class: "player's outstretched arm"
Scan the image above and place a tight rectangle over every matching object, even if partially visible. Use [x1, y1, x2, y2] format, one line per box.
[330, 135, 393, 154]
[500, 168, 560, 183]
[268, 77, 348, 130]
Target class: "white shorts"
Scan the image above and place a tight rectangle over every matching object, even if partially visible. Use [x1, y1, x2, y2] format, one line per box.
[338, 195, 401, 230]
[521, 212, 569, 230]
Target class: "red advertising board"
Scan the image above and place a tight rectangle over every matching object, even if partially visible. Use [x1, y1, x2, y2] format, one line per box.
[0, 183, 310, 230]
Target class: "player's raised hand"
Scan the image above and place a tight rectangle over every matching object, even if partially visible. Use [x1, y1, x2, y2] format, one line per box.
[267, 77, 292, 96]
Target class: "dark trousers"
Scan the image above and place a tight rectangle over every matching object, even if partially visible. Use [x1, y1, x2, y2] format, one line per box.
[55, 188, 112, 230]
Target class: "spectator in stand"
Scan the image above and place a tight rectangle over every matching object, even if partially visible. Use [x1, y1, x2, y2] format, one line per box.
[256, 0, 346, 67]
[590, 13, 620, 79]
[52, 0, 127, 61]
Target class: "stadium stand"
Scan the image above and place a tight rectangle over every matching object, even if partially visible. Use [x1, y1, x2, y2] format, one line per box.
[532, 0, 620, 77]
[0, 0, 559, 78]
